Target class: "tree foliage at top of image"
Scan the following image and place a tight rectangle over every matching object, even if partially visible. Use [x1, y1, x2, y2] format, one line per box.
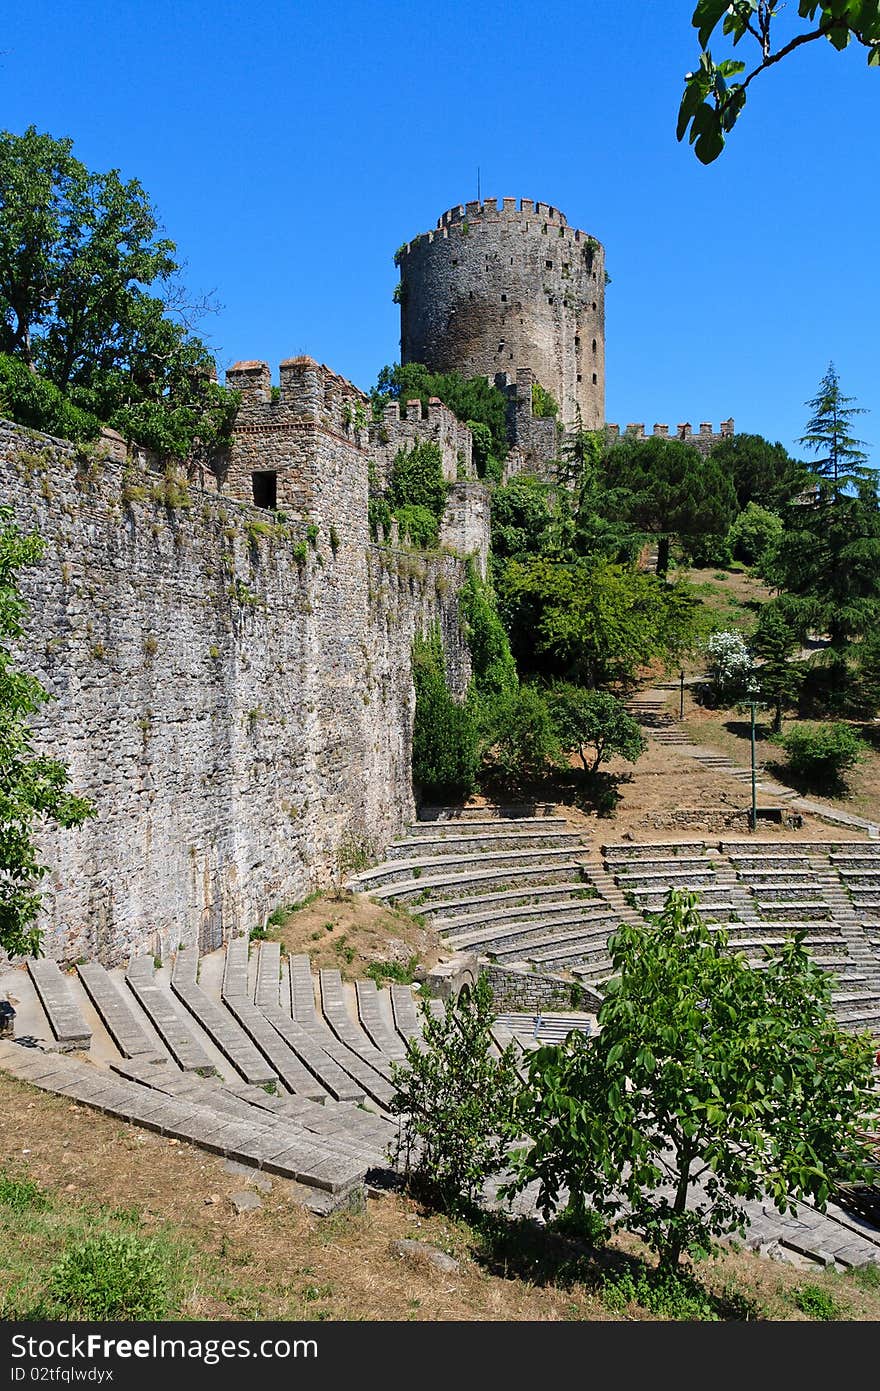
[708, 432, 810, 512]
[0, 509, 93, 958]
[679, 2, 880, 164]
[503, 889, 877, 1274]
[0, 126, 237, 462]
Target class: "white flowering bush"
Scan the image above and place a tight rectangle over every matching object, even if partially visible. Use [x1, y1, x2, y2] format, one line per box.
[704, 630, 757, 705]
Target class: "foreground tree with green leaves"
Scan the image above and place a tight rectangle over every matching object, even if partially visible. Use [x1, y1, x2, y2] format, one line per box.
[503, 890, 877, 1274]
[679, 2, 880, 164]
[0, 509, 93, 956]
[0, 126, 236, 461]
[389, 974, 521, 1211]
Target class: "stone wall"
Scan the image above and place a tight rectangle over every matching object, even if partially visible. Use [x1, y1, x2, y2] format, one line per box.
[605, 419, 734, 457]
[482, 962, 602, 1014]
[399, 198, 605, 431]
[0, 418, 472, 967]
[368, 397, 475, 490]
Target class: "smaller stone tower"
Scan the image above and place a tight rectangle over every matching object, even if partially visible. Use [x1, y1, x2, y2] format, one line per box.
[398, 198, 605, 430]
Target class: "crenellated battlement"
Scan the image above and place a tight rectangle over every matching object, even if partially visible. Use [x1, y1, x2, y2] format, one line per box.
[396, 198, 604, 262]
[605, 419, 735, 454]
[227, 356, 369, 440]
[368, 395, 475, 488]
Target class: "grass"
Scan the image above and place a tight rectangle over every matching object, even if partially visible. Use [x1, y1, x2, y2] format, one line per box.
[1, 1081, 879, 1322]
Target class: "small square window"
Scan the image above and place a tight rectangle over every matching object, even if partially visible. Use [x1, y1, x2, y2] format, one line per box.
[545, 260, 553, 270]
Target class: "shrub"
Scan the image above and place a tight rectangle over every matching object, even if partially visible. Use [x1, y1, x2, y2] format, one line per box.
[531, 382, 559, 419]
[393, 503, 439, 549]
[388, 440, 448, 518]
[0, 1170, 48, 1211]
[772, 722, 864, 789]
[704, 629, 757, 705]
[484, 684, 561, 781]
[389, 974, 520, 1210]
[791, 1283, 843, 1321]
[547, 683, 646, 772]
[47, 1232, 176, 1320]
[459, 566, 518, 703]
[727, 501, 783, 568]
[411, 631, 479, 799]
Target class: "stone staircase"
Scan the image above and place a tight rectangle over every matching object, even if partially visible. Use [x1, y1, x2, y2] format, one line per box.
[349, 807, 630, 988]
[603, 837, 880, 1037]
[0, 940, 436, 1211]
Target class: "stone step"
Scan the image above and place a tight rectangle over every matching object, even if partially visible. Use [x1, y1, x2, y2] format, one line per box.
[125, 956, 217, 1075]
[287, 957, 394, 1109]
[612, 870, 719, 888]
[406, 815, 569, 837]
[603, 841, 708, 857]
[487, 921, 617, 960]
[424, 881, 594, 919]
[27, 960, 92, 1052]
[387, 830, 584, 858]
[219, 982, 331, 1102]
[438, 894, 610, 936]
[446, 910, 618, 955]
[355, 980, 408, 1060]
[0, 1041, 366, 1196]
[416, 806, 561, 823]
[367, 862, 591, 906]
[351, 845, 587, 892]
[171, 949, 277, 1088]
[76, 963, 165, 1062]
[721, 840, 868, 854]
[390, 984, 423, 1043]
[318, 970, 395, 1080]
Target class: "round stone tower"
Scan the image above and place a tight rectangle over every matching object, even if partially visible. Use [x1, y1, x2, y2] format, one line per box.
[398, 197, 605, 430]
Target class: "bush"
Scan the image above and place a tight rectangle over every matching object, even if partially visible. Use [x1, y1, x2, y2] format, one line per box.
[47, 1232, 176, 1320]
[389, 974, 520, 1210]
[727, 501, 783, 568]
[772, 722, 864, 789]
[684, 531, 733, 569]
[393, 503, 439, 549]
[704, 629, 757, 705]
[0, 354, 101, 442]
[411, 631, 479, 799]
[791, 1283, 843, 1321]
[484, 684, 561, 781]
[531, 382, 559, 419]
[388, 440, 448, 517]
[459, 567, 518, 703]
[546, 683, 646, 772]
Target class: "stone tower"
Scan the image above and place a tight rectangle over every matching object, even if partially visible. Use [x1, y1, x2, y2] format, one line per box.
[398, 197, 605, 430]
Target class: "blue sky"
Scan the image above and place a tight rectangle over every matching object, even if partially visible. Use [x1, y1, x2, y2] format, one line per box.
[3, 2, 878, 458]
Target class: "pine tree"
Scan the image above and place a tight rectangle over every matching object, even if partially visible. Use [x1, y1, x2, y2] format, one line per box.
[799, 362, 870, 496]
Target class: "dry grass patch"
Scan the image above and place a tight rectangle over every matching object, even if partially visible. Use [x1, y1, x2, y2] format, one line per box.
[263, 890, 444, 983]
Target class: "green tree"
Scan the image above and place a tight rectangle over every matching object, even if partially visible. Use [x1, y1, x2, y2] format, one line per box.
[772, 721, 864, 790]
[0, 126, 236, 462]
[602, 436, 737, 576]
[799, 362, 871, 496]
[709, 432, 809, 512]
[389, 974, 521, 1211]
[0, 509, 94, 957]
[679, 3, 880, 164]
[500, 557, 703, 688]
[411, 630, 479, 800]
[388, 440, 448, 518]
[490, 475, 572, 565]
[727, 501, 784, 568]
[504, 890, 877, 1274]
[751, 603, 804, 732]
[482, 684, 562, 782]
[547, 684, 646, 773]
[765, 479, 880, 653]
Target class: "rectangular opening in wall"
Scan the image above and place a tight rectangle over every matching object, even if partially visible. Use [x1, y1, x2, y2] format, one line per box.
[252, 471, 277, 509]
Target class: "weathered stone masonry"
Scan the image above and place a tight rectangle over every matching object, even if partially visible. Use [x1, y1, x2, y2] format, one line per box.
[0, 402, 478, 967]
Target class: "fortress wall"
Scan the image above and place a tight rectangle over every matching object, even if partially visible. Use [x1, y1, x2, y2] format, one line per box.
[0, 419, 471, 966]
[368, 397, 475, 489]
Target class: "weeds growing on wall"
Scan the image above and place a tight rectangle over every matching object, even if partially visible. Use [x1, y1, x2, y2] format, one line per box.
[411, 628, 479, 799]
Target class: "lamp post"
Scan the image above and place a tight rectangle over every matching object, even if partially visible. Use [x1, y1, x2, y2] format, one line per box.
[679, 669, 685, 721]
[748, 700, 757, 832]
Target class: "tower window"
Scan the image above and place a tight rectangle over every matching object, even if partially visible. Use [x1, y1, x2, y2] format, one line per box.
[501, 294, 507, 301]
[577, 374, 582, 382]
[252, 472, 277, 509]
[592, 301, 597, 310]
[574, 336, 580, 348]
[592, 339, 597, 353]
[592, 373, 598, 384]
[545, 260, 553, 270]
